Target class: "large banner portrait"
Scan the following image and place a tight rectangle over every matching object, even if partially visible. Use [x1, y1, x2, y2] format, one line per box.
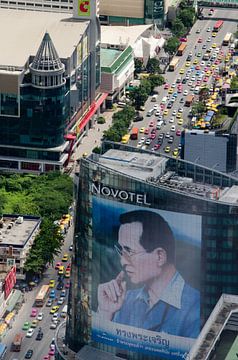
[91, 197, 201, 359]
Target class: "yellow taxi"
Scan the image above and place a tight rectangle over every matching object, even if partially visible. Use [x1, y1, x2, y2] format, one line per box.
[212, 43, 217, 48]
[205, 70, 211, 76]
[225, 57, 230, 63]
[185, 62, 191, 67]
[164, 146, 170, 153]
[193, 59, 198, 65]
[179, 68, 185, 74]
[173, 148, 179, 157]
[31, 320, 39, 328]
[50, 306, 60, 314]
[212, 32, 217, 37]
[211, 64, 216, 70]
[62, 253, 69, 262]
[163, 109, 169, 116]
[176, 113, 182, 119]
[139, 127, 145, 133]
[168, 88, 173, 94]
[49, 280, 55, 288]
[58, 266, 65, 275]
[178, 119, 183, 125]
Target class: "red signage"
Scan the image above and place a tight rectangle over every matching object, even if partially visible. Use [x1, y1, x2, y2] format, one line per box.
[4, 266, 16, 299]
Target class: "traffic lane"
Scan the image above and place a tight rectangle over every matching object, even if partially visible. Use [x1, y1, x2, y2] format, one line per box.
[4, 227, 73, 360]
[132, 17, 236, 151]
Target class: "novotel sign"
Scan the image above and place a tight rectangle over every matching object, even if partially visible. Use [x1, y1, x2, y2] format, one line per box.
[92, 182, 151, 205]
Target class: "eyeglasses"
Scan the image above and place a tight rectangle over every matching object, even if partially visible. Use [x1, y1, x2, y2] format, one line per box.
[114, 244, 147, 258]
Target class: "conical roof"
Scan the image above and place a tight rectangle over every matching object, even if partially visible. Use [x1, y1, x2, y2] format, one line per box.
[30, 32, 64, 72]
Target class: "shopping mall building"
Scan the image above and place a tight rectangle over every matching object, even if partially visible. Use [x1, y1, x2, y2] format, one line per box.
[0, 0, 103, 173]
[60, 142, 238, 360]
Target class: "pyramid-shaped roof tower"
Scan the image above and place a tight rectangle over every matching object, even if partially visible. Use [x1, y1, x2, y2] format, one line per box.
[30, 32, 64, 73]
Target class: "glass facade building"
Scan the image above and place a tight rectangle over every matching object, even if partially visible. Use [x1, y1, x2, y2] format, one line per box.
[66, 142, 238, 360]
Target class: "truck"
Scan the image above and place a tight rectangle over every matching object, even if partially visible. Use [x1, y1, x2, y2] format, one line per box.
[185, 95, 194, 107]
[61, 305, 68, 318]
[0, 344, 7, 359]
[11, 333, 23, 352]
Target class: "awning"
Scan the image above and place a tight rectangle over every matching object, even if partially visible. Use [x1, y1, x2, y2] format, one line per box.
[6, 290, 22, 313]
[78, 93, 108, 132]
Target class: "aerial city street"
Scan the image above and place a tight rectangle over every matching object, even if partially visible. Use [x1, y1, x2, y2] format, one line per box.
[0, 0, 238, 360]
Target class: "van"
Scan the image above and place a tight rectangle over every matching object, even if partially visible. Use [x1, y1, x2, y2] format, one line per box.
[157, 120, 163, 130]
[147, 108, 154, 117]
[151, 94, 158, 102]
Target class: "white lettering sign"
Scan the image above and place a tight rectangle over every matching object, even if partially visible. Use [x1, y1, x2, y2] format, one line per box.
[92, 183, 151, 206]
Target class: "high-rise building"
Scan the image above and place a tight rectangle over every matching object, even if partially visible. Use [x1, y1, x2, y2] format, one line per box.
[65, 143, 238, 360]
[0, 0, 102, 173]
[182, 130, 237, 173]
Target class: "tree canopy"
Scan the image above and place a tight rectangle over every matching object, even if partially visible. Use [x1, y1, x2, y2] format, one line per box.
[164, 37, 180, 55]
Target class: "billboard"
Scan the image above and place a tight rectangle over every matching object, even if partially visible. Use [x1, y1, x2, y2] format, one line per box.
[91, 195, 201, 360]
[78, 0, 91, 17]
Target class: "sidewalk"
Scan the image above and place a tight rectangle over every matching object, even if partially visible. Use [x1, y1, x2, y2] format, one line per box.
[73, 109, 114, 160]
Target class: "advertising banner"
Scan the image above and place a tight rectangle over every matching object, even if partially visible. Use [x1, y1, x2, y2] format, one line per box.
[91, 196, 201, 359]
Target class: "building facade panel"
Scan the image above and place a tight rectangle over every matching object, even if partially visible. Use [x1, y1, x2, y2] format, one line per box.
[99, 0, 144, 19]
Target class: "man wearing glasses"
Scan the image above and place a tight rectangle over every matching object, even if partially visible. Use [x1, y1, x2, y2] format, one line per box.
[97, 210, 200, 338]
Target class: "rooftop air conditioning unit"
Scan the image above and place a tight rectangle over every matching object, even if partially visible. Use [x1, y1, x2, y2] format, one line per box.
[16, 216, 24, 224]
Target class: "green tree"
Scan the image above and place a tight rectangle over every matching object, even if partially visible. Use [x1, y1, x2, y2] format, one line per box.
[146, 58, 161, 74]
[199, 87, 210, 103]
[191, 102, 206, 116]
[148, 74, 165, 88]
[129, 87, 148, 110]
[164, 37, 180, 55]
[178, 8, 195, 29]
[134, 58, 143, 74]
[24, 248, 45, 276]
[230, 76, 238, 90]
[172, 18, 186, 37]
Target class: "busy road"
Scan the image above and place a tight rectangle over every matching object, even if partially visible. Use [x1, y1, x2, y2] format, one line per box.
[128, 12, 237, 157]
[3, 224, 73, 360]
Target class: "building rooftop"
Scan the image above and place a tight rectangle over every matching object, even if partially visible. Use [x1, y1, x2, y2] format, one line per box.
[101, 24, 152, 47]
[188, 294, 238, 360]
[0, 9, 89, 68]
[94, 146, 238, 205]
[0, 215, 41, 247]
[100, 48, 122, 67]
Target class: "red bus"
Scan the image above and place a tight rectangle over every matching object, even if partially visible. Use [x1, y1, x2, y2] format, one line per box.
[11, 333, 23, 352]
[130, 127, 139, 140]
[213, 20, 224, 32]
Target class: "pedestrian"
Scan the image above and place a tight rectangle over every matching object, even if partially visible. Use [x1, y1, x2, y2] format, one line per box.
[98, 128, 100, 132]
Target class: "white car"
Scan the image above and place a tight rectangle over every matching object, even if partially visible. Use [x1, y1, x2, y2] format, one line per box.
[170, 125, 176, 132]
[183, 90, 188, 96]
[171, 82, 176, 88]
[169, 117, 175, 123]
[188, 80, 193, 86]
[57, 297, 65, 305]
[200, 61, 205, 66]
[191, 75, 196, 81]
[207, 37, 211, 42]
[196, 28, 201, 34]
[50, 322, 57, 329]
[165, 132, 170, 138]
[140, 137, 145, 143]
[153, 104, 159, 110]
[172, 110, 177, 116]
[155, 110, 161, 116]
[207, 27, 211, 32]
[178, 108, 183, 113]
[207, 61, 212, 66]
[171, 96, 176, 102]
[52, 313, 59, 322]
[26, 328, 34, 338]
[137, 141, 142, 148]
[37, 312, 44, 321]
